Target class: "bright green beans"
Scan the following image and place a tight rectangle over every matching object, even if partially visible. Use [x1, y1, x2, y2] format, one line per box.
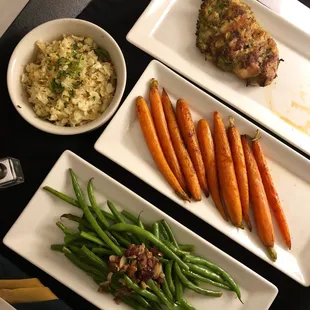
[132, 293, 151, 308]
[51, 244, 64, 252]
[81, 245, 107, 271]
[108, 223, 189, 271]
[107, 200, 140, 245]
[60, 214, 93, 231]
[69, 169, 122, 256]
[111, 231, 131, 247]
[174, 263, 222, 297]
[162, 240, 187, 257]
[152, 222, 160, 238]
[102, 210, 116, 221]
[56, 221, 75, 235]
[122, 297, 148, 310]
[123, 275, 161, 303]
[184, 254, 241, 300]
[162, 278, 174, 302]
[165, 260, 175, 295]
[146, 279, 175, 310]
[186, 263, 225, 284]
[174, 275, 183, 302]
[64, 233, 81, 245]
[178, 299, 196, 310]
[87, 179, 109, 228]
[161, 220, 178, 248]
[149, 301, 163, 310]
[80, 231, 105, 246]
[178, 244, 194, 252]
[158, 221, 169, 240]
[92, 248, 114, 256]
[62, 247, 105, 278]
[182, 270, 231, 290]
[121, 210, 138, 223]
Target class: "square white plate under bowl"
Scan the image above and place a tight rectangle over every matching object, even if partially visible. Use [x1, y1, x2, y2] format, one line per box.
[95, 60, 310, 286]
[3, 150, 277, 310]
[126, 0, 310, 156]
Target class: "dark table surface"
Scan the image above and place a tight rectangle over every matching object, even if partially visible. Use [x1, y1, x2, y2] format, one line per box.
[1, 0, 310, 309]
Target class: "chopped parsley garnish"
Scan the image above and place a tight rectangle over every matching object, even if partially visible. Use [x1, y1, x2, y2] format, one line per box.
[50, 78, 64, 94]
[94, 47, 110, 62]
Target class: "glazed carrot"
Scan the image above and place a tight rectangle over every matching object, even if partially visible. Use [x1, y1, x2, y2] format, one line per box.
[149, 79, 187, 192]
[176, 99, 209, 197]
[162, 89, 201, 201]
[241, 135, 277, 261]
[136, 96, 190, 202]
[197, 119, 227, 220]
[227, 117, 251, 231]
[213, 112, 242, 227]
[252, 130, 291, 249]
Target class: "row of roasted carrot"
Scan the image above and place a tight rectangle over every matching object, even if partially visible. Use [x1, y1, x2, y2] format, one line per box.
[136, 79, 291, 261]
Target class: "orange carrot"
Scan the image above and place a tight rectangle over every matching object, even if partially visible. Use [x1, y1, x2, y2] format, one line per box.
[241, 135, 277, 261]
[136, 96, 190, 201]
[227, 117, 251, 231]
[252, 130, 291, 249]
[149, 79, 187, 192]
[213, 112, 242, 227]
[162, 89, 201, 201]
[197, 119, 227, 220]
[176, 99, 209, 197]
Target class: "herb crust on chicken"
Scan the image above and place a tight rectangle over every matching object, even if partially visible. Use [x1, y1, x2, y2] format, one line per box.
[196, 0, 279, 86]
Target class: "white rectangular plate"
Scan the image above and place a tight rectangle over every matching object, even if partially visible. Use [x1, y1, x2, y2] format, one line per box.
[126, 0, 310, 156]
[95, 60, 310, 286]
[3, 150, 277, 310]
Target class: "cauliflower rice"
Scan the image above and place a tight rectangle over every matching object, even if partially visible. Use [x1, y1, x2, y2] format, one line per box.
[21, 35, 117, 127]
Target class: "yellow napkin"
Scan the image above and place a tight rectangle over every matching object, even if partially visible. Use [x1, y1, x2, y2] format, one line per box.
[0, 279, 57, 304]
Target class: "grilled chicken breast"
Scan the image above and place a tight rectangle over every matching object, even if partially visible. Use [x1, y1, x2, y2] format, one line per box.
[196, 0, 279, 86]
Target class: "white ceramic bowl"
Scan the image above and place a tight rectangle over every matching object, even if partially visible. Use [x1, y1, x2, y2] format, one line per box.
[7, 18, 126, 135]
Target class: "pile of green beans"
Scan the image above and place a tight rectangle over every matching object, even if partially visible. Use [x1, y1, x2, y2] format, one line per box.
[45, 169, 242, 310]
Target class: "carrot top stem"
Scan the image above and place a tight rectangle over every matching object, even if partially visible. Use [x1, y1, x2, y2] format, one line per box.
[229, 116, 235, 127]
[150, 78, 159, 89]
[252, 129, 261, 142]
[267, 247, 277, 262]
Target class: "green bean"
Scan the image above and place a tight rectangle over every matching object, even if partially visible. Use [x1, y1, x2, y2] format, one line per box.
[178, 244, 194, 252]
[158, 221, 169, 240]
[69, 169, 122, 256]
[80, 231, 105, 246]
[184, 254, 241, 300]
[161, 220, 178, 248]
[121, 210, 151, 231]
[182, 270, 231, 290]
[149, 301, 163, 310]
[92, 248, 114, 256]
[123, 275, 161, 303]
[64, 233, 81, 245]
[152, 222, 160, 238]
[174, 263, 222, 297]
[174, 275, 183, 302]
[108, 223, 189, 271]
[87, 179, 109, 228]
[186, 263, 225, 284]
[71, 240, 100, 249]
[60, 213, 93, 231]
[105, 231, 120, 246]
[158, 257, 169, 264]
[186, 276, 200, 286]
[165, 260, 175, 295]
[56, 221, 75, 235]
[111, 231, 131, 247]
[107, 201, 141, 245]
[132, 294, 151, 308]
[162, 277, 174, 301]
[177, 299, 196, 310]
[62, 246, 105, 278]
[146, 279, 176, 310]
[51, 244, 64, 252]
[81, 245, 107, 271]
[78, 223, 92, 233]
[162, 240, 187, 257]
[102, 210, 116, 221]
[122, 297, 148, 310]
